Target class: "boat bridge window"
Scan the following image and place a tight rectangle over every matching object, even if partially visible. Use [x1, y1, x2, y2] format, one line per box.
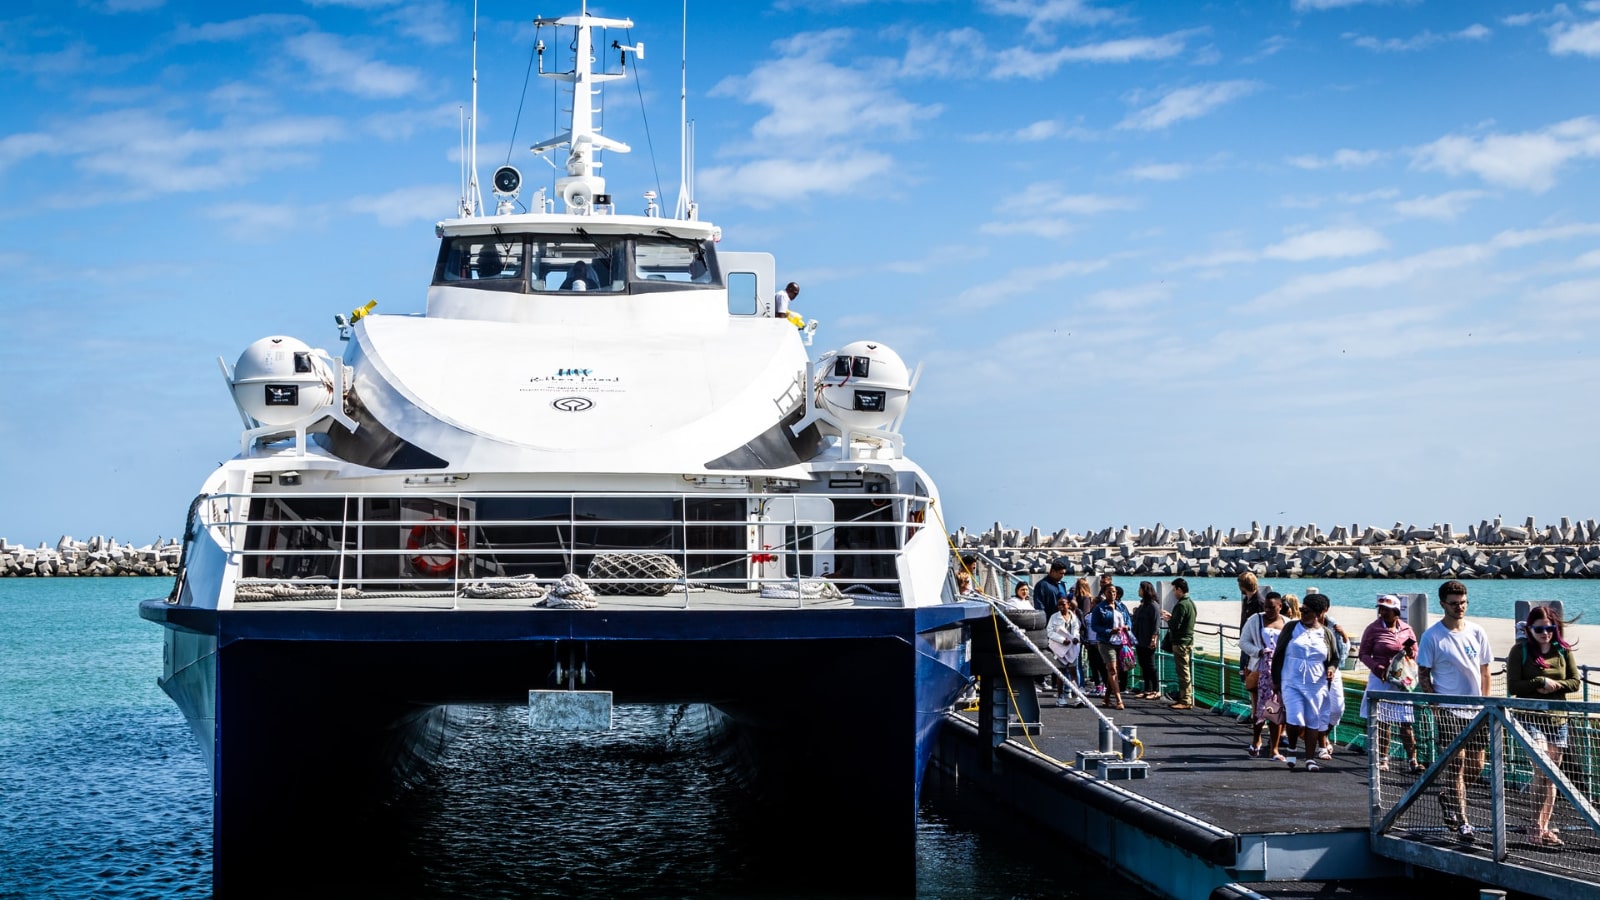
[432, 233, 720, 295]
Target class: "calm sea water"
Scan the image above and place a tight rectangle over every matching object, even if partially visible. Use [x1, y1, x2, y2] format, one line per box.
[2, 575, 1591, 898]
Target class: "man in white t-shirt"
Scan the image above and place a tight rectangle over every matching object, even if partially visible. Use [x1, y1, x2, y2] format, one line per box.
[773, 281, 799, 317]
[1416, 579, 1492, 844]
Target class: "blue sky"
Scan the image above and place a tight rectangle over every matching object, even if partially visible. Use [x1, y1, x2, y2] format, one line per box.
[2, 0, 1599, 546]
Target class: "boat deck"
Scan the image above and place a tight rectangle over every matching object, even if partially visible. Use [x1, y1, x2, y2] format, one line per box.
[225, 583, 908, 611]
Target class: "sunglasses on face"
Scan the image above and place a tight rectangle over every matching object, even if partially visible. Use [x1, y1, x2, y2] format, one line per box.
[1443, 599, 1468, 607]
[1531, 625, 1557, 635]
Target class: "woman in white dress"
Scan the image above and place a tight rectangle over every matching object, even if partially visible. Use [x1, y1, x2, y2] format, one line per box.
[1269, 593, 1339, 771]
[1047, 596, 1083, 707]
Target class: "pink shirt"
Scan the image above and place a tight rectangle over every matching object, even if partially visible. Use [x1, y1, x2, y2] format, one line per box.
[1359, 617, 1416, 676]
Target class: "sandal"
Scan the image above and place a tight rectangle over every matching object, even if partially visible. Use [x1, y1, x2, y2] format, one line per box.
[1537, 830, 1565, 847]
[1272, 753, 1287, 763]
[1284, 756, 1297, 770]
[1112, 700, 1125, 710]
[1247, 744, 1261, 758]
[1407, 758, 1424, 774]
[1316, 747, 1333, 761]
[1306, 761, 1322, 772]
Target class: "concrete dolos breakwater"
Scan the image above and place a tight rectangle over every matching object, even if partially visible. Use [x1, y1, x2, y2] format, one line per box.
[1, 536, 181, 577]
[955, 515, 1600, 579]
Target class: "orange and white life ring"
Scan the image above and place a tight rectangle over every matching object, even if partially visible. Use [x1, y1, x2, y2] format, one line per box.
[906, 507, 926, 541]
[406, 519, 467, 575]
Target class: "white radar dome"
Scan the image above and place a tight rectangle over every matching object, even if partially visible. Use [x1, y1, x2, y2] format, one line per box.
[816, 341, 912, 431]
[230, 336, 335, 427]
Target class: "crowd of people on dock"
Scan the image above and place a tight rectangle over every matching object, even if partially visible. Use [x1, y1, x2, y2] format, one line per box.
[976, 565, 1586, 845]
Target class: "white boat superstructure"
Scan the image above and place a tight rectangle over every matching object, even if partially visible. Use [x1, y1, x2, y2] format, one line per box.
[144, 6, 983, 893]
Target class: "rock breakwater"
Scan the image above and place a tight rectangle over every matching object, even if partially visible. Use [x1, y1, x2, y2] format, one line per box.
[0, 536, 181, 577]
[955, 515, 1600, 579]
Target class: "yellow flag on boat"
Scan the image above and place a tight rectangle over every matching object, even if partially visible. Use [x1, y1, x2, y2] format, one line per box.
[349, 300, 378, 323]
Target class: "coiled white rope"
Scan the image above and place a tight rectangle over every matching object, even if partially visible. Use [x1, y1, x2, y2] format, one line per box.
[541, 573, 599, 609]
[461, 574, 549, 601]
[758, 579, 845, 601]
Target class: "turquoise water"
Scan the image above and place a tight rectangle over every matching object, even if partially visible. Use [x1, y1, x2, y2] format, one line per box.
[1171, 576, 1588, 624]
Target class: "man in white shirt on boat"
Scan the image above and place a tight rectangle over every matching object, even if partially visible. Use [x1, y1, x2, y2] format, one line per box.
[1416, 579, 1492, 844]
[773, 281, 799, 317]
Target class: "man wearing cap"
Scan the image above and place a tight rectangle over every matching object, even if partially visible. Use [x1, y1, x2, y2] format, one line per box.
[1359, 595, 1419, 772]
[1417, 580, 1493, 843]
[773, 281, 799, 317]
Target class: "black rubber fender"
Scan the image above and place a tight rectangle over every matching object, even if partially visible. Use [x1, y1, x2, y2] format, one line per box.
[970, 651, 1055, 677]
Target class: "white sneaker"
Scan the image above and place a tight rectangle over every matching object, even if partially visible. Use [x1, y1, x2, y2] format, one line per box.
[1055, 696, 1069, 707]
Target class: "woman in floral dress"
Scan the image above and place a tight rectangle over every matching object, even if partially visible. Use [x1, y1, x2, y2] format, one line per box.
[1250, 592, 1287, 758]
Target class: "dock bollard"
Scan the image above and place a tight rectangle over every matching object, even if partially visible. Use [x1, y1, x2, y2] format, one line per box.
[1119, 725, 1138, 760]
[1098, 719, 1117, 754]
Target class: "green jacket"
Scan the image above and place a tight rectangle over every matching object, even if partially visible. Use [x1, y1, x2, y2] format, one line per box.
[1506, 639, 1580, 724]
[1168, 596, 1196, 648]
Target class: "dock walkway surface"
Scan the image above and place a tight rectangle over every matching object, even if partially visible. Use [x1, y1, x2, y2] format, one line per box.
[942, 686, 1558, 899]
[961, 687, 1367, 834]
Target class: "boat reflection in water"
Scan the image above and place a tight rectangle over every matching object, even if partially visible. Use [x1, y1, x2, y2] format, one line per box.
[331, 703, 1155, 899]
[139, 3, 989, 894]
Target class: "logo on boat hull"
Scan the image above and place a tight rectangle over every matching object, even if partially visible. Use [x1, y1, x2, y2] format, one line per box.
[551, 397, 594, 412]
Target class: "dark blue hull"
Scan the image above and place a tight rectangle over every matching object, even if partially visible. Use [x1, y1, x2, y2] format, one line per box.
[141, 600, 984, 895]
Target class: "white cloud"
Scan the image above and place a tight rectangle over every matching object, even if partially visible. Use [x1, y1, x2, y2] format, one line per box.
[283, 32, 424, 98]
[977, 186, 1137, 237]
[382, 1, 456, 47]
[994, 32, 1190, 79]
[1392, 189, 1490, 221]
[1124, 162, 1192, 181]
[1117, 80, 1260, 131]
[1346, 24, 1492, 52]
[978, 219, 1078, 238]
[1412, 116, 1600, 192]
[968, 118, 1094, 143]
[1550, 19, 1600, 56]
[347, 184, 456, 226]
[1173, 226, 1387, 269]
[171, 14, 311, 44]
[1263, 227, 1389, 261]
[981, 0, 1123, 38]
[712, 30, 940, 146]
[898, 28, 985, 79]
[1286, 148, 1385, 170]
[1292, 0, 1390, 10]
[1084, 281, 1171, 311]
[6, 109, 347, 200]
[1249, 223, 1600, 308]
[0, 132, 59, 172]
[946, 257, 1112, 310]
[699, 152, 896, 207]
[206, 201, 312, 239]
[1527, 276, 1600, 312]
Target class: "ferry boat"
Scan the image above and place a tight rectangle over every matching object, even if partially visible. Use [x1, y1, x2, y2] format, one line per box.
[140, 4, 984, 892]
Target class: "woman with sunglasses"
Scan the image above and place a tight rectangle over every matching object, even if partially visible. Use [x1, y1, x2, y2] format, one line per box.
[1506, 605, 1580, 848]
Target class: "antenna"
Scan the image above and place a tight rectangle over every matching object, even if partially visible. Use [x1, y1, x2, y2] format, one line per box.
[462, 0, 484, 217]
[673, 0, 692, 220]
[458, 106, 467, 213]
